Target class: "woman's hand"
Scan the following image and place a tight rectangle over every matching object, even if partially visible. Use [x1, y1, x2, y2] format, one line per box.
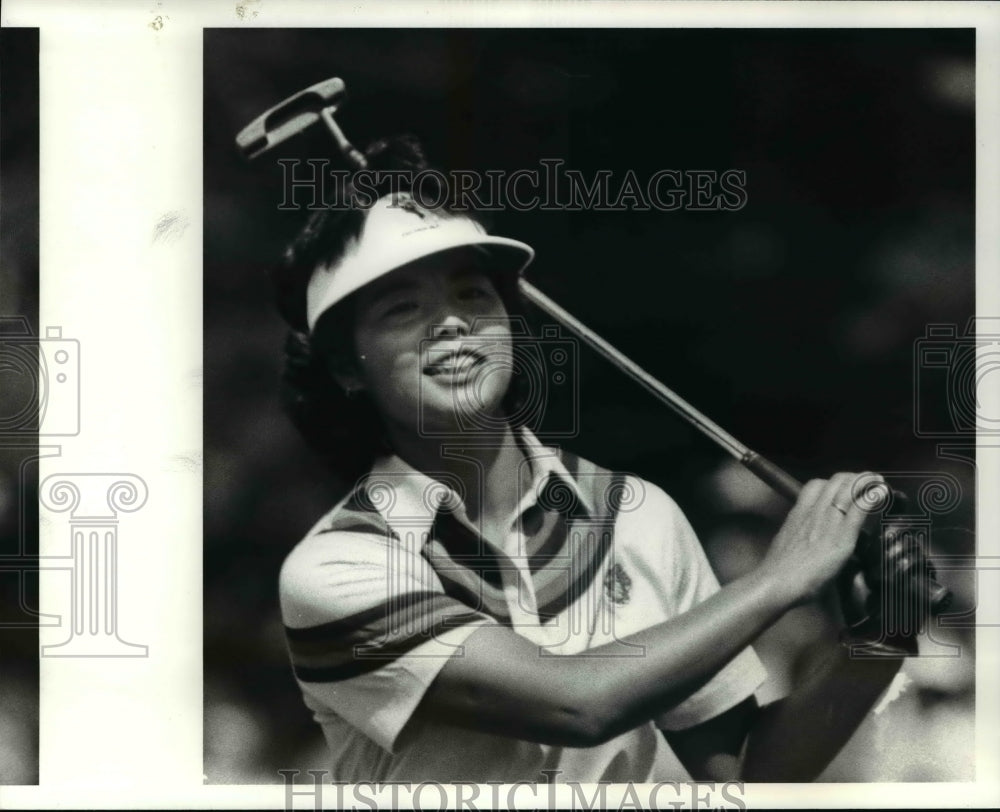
[759, 472, 888, 607]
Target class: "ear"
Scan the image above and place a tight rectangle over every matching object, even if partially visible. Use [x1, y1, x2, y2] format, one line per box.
[310, 304, 365, 395]
[326, 351, 365, 396]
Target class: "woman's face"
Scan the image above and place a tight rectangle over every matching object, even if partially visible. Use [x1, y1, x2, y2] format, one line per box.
[342, 249, 514, 436]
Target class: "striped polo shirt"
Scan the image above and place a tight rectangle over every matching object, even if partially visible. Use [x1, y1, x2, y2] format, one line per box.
[279, 428, 767, 782]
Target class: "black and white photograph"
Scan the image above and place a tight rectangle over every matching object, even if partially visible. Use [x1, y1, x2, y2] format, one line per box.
[1, 1, 998, 809]
[204, 26, 977, 790]
[0, 25, 40, 788]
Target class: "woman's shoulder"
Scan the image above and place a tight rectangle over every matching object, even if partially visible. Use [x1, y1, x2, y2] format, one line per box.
[279, 489, 397, 589]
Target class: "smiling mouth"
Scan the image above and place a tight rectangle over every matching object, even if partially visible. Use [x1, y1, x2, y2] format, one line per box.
[424, 350, 485, 378]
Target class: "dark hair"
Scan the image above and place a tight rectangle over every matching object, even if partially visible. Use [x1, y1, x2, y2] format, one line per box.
[271, 135, 531, 482]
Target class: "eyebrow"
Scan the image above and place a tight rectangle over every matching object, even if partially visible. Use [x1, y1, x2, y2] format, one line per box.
[362, 257, 491, 307]
[369, 278, 420, 300]
[448, 265, 488, 282]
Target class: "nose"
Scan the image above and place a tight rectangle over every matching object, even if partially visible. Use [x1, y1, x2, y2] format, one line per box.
[429, 313, 471, 339]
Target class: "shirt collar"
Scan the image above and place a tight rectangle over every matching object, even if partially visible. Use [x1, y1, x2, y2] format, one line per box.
[364, 427, 594, 538]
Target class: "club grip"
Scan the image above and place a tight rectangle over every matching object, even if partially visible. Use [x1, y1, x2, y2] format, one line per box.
[740, 450, 952, 616]
[741, 451, 803, 501]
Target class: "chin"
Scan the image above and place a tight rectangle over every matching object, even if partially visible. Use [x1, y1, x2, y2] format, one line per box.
[453, 384, 509, 422]
[418, 393, 510, 437]
[410, 365, 512, 435]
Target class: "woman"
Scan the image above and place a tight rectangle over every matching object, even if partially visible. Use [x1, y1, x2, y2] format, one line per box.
[274, 136, 912, 783]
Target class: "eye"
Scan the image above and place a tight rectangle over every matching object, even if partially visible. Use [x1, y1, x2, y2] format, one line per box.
[381, 299, 419, 319]
[457, 283, 494, 301]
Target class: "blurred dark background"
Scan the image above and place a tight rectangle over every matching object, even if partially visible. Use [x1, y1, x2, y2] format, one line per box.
[204, 29, 976, 782]
[0, 26, 40, 785]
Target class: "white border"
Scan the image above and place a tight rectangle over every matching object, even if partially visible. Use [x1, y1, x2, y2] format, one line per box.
[0, 0, 996, 808]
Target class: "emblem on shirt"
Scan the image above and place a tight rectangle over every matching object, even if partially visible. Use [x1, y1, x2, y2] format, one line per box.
[604, 562, 632, 606]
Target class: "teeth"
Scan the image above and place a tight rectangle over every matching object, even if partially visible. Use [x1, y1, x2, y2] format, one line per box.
[427, 352, 479, 376]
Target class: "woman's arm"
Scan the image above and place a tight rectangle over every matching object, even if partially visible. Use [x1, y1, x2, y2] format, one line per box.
[740, 642, 903, 781]
[664, 640, 904, 781]
[413, 473, 882, 748]
[418, 564, 785, 747]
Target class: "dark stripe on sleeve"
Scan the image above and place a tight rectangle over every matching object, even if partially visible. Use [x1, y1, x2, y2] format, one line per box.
[316, 484, 399, 540]
[285, 590, 447, 643]
[286, 591, 489, 683]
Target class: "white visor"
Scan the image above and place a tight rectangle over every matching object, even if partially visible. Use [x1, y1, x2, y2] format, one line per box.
[305, 191, 535, 331]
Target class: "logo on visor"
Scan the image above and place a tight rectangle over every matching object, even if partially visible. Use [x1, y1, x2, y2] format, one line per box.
[397, 194, 444, 237]
[399, 197, 428, 219]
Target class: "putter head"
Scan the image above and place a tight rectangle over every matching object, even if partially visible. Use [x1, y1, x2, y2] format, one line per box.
[236, 77, 348, 160]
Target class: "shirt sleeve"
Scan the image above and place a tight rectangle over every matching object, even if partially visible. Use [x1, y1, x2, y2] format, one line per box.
[279, 528, 496, 753]
[624, 479, 769, 732]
